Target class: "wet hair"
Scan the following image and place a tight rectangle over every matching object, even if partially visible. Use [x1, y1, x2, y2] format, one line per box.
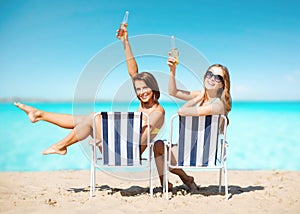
[132, 72, 160, 104]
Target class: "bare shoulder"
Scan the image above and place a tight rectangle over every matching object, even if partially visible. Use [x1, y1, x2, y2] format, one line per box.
[149, 105, 165, 126]
[156, 104, 165, 114]
[215, 98, 224, 105]
[211, 98, 225, 114]
[149, 104, 165, 117]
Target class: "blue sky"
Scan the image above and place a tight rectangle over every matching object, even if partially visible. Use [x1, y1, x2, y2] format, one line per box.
[1, 0, 300, 101]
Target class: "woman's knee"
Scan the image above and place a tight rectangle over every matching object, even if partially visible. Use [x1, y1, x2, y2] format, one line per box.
[83, 112, 97, 125]
[153, 140, 165, 154]
[88, 112, 96, 119]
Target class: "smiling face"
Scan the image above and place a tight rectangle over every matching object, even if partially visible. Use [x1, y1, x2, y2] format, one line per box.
[134, 80, 154, 103]
[132, 72, 160, 104]
[204, 66, 224, 91]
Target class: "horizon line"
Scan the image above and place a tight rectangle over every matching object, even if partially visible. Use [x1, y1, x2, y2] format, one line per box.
[2, 98, 300, 103]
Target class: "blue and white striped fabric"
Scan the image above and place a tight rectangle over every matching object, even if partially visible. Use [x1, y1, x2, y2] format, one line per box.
[101, 112, 143, 166]
[177, 115, 220, 167]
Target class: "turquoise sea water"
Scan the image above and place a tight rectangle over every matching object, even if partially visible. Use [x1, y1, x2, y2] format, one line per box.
[0, 101, 299, 172]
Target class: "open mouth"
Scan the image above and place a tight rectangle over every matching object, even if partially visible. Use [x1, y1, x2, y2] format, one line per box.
[141, 94, 149, 100]
[207, 80, 215, 87]
[139, 92, 149, 100]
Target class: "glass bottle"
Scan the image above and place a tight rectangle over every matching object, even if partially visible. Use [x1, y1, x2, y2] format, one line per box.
[117, 11, 129, 39]
[170, 35, 179, 65]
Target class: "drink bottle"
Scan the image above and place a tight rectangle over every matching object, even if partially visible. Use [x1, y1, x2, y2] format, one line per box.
[117, 11, 129, 39]
[170, 35, 179, 65]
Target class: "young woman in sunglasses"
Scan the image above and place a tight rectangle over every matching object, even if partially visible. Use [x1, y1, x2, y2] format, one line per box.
[153, 55, 232, 192]
[170, 64, 231, 117]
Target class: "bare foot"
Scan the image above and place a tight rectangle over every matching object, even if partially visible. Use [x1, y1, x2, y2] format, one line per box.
[167, 182, 173, 191]
[14, 102, 41, 123]
[183, 176, 199, 193]
[42, 146, 67, 155]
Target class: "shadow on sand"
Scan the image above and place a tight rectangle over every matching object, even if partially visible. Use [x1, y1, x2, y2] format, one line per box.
[68, 184, 264, 199]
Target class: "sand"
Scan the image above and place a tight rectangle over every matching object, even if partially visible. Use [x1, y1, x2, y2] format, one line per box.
[0, 170, 299, 214]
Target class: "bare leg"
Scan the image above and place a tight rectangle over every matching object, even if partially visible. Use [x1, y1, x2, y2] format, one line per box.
[14, 102, 86, 129]
[153, 140, 173, 190]
[42, 129, 78, 155]
[153, 140, 198, 191]
[42, 113, 96, 155]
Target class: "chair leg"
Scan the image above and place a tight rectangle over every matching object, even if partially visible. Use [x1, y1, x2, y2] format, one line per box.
[90, 154, 95, 198]
[90, 167, 94, 198]
[218, 168, 222, 193]
[224, 163, 229, 200]
[90, 144, 96, 198]
[90, 118, 98, 199]
[164, 142, 169, 200]
[149, 144, 153, 197]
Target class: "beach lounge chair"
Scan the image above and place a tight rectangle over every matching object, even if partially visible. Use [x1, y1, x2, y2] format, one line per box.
[164, 114, 229, 199]
[89, 112, 153, 198]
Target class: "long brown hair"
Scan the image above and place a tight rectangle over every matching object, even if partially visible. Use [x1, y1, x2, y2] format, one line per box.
[203, 64, 232, 116]
[132, 72, 160, 104]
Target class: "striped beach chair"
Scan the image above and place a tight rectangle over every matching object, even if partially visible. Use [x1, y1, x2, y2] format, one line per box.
[165, 114, 229, 199]
[90, 112, 153, 197]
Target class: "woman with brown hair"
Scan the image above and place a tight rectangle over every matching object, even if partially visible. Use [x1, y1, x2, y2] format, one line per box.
[154, 55, 232, 192]
[14, 30, 165, 157]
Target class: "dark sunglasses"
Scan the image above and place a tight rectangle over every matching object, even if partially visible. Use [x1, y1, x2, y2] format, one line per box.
[205, 71, 224, 83]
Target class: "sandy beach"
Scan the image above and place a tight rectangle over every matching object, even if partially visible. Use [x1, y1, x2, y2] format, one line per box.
[0, 170, 299, 214]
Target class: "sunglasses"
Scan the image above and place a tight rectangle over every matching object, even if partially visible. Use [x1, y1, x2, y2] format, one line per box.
[205, 71, 224, 83]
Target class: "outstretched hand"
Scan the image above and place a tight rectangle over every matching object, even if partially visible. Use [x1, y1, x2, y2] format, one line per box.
[116, 28, 128, 43]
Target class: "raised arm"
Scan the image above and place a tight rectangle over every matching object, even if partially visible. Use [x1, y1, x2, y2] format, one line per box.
[119, 30, 138, 78]
[167, 57, 202, 100]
